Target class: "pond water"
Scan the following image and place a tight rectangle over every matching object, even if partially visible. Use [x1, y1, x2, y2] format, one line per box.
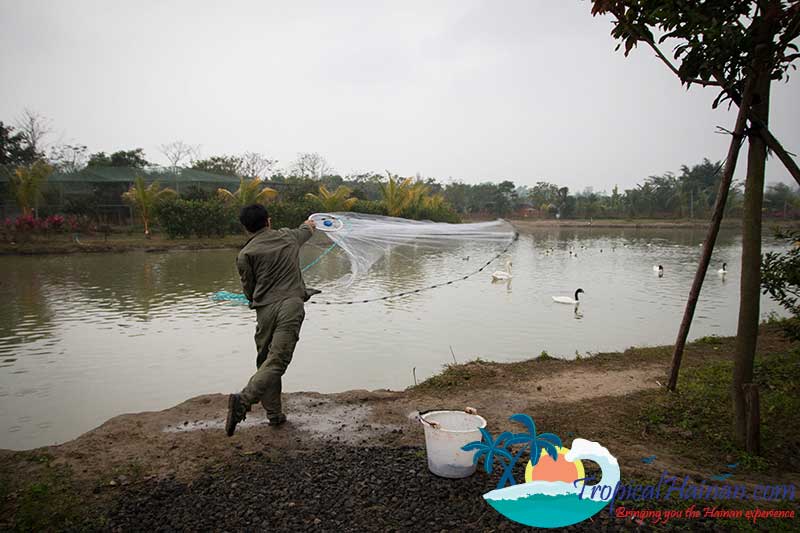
[0, 226, 788, 450]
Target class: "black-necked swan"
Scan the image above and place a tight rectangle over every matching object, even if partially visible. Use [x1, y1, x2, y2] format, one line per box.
[553, 288, 584, 304]
[718, 262, 727, 275]
[653, 264, 664, 277]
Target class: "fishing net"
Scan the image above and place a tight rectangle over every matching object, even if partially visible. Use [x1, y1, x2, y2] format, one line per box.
[213, 213, 517, 305]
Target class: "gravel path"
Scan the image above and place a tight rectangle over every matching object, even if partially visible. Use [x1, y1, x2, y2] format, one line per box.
[100, 446, 694, 533]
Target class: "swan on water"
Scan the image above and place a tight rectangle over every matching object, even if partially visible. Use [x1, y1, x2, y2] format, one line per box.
[491, 260, 512, 281]
[553, 288, 584, 305]
[718, 262, 727, 275]
[653, 264, 664, 277]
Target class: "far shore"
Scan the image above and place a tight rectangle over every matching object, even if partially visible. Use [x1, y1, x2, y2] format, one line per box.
[508, 217, 745, 229]
[2, 217, 795, 256]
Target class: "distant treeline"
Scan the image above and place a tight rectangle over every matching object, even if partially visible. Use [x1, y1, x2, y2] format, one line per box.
[3, 113, 799, 221]
[268, 159, 800, 220]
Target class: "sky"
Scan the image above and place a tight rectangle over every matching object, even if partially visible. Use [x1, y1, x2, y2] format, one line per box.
[1, 0, 798, 192]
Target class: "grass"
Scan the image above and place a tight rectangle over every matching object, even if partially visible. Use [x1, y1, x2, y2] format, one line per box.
[639, 348, 800, 475]
[693, 335, 724, 345]
[1, 459, 84, 532]
[537, 350, 555, 360]
[410, 358, 498, 391]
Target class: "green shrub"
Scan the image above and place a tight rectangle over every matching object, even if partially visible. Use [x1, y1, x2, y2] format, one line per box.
[268, 199, 321, 229]
[762, 228, 800, 339]
[351, 200, 387, 216]
[154, 199, 237, 238]
[401, 203, 461, 223]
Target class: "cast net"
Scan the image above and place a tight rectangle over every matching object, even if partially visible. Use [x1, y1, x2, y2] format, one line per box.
[214, 213, 517, 305]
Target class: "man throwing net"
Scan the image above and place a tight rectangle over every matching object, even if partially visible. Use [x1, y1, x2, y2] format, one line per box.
[226, 204, 318, 436]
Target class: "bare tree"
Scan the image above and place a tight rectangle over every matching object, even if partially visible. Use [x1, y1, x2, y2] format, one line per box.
[159, 141, 199, 170]
[239, 151, 277, 179]
[15, 109, 51, 157]
[290, 152, 331, 179]
[48, 143, 89, 173]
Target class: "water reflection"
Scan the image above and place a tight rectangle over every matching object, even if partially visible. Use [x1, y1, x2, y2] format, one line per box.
[0, 268, 56, 362]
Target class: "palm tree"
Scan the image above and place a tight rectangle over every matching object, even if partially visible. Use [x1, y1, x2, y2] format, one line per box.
[379, 172, 413, 216]
[216, 177, 278, 208]
[497, 414, 562, 488]
[305, 185, 357, 212]
[404, 180, 430, 215]
[423, 194, 446, 210]
[9, 160, 53, 217]
[462, 428, 514, 476]
[122, 176, 177, 238]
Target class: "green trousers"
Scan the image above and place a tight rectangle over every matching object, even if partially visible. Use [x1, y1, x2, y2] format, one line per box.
[240, 297, 305, 418]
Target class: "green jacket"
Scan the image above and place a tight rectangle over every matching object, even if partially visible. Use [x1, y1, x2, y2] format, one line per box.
[236, 224, 314, 308]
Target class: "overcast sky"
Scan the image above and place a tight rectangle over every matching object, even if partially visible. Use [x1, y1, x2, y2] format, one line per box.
[1, 0, 798, 192]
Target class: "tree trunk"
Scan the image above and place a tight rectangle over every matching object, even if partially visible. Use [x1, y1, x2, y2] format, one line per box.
[142, 210, 150, 239]
[666, 75, 756, 391]
[743, 384, 761, 454]
[732, 36, 773, 449]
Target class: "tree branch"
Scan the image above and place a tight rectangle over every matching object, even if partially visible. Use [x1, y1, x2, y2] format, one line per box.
[709, 68, 800, 187]
[608, 7, 800, 187]
[610, 7, 723, 87]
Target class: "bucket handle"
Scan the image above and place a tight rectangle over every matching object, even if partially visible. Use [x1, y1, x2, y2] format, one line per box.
[416, 406, 478, 430]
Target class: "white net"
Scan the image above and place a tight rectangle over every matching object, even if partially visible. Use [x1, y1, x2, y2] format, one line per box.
[305, 213, 517, 303]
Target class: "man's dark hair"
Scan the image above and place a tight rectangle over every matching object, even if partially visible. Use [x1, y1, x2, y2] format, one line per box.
[239, 204, 269, 233]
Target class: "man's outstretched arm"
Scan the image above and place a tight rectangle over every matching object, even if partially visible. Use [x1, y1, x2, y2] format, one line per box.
[290, 219, 316, 246]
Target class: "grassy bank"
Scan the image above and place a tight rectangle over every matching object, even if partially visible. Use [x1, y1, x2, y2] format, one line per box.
[0, 326, 797, 531]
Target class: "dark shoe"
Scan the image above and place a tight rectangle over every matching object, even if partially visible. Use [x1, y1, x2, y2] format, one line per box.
[225, 394, 248, 437]
[267, 413, 287, 426]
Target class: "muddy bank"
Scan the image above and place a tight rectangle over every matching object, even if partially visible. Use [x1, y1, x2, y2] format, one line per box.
[1, 326, 797, 531]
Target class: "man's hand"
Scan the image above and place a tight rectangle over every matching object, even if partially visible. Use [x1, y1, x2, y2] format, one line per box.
[303, 219, 317, 233]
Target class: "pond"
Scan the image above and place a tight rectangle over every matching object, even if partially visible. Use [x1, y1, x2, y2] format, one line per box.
[0, 225, 788, 450]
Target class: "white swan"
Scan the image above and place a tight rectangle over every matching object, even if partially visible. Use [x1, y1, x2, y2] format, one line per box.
[718, 262, 727, 275]
[491, 260, 512, 281]
[553, 288, 584, 305]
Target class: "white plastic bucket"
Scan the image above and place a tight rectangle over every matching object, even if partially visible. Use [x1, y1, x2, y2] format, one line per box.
[420, 410, 487, 478]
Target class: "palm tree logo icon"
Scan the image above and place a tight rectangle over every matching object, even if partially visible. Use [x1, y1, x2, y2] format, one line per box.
[461, 413, 619, 528]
